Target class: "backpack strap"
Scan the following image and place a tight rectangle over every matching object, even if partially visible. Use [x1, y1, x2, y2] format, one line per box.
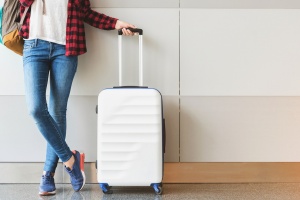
[20, 6, 29, 25]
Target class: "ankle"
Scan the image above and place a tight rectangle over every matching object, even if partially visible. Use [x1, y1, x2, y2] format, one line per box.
[43, 171, 55, 176]
[64, 155, 75, 170]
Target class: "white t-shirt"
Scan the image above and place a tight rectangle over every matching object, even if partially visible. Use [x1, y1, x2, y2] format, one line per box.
[28, 0, 68, 45]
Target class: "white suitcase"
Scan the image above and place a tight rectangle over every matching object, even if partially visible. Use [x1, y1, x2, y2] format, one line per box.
[97, 29, 165, 195]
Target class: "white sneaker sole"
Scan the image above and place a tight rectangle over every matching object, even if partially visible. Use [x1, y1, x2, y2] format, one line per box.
[39, 190, 56, 196]
[79, 170, 86, 191]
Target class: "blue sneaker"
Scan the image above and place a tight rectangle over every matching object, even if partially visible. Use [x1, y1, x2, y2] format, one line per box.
[65, 150, 86, 192]
[39, 171, 56, 196]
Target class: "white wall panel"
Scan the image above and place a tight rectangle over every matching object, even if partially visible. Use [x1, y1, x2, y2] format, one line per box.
[0, 96, 99, 162]
[0, 45, 24, 95]
[0, 9, 179, 96]
[181, 0, 300, 9]
[0, 96, 98, 162]
[73, 8, 179, 96]
[181, 97, 300, 162]
[0, 95, 178, 162]
[91, 0, 179, 8]
[163, 96, 180, 162]
[181, 9, 300, 96]
[0, 96, 46, 161]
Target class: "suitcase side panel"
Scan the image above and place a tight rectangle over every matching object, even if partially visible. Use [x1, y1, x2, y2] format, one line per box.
[97, 88, 163, 186]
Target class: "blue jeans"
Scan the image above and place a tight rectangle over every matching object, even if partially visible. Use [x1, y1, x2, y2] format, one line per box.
[23, 39, 78, 173]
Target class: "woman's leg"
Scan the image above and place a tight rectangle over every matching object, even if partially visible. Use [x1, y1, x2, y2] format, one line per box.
[44, 42, 78, 173]
[23, 39, 73, 166]
[46, 42, 85, 192]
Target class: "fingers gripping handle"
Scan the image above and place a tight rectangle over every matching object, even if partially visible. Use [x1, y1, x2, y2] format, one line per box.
[118, 28, 143, 35]
[118, 28, 143, 86]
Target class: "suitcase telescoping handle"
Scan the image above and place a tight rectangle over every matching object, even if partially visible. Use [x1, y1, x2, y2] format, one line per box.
[118, 28, 143, 87]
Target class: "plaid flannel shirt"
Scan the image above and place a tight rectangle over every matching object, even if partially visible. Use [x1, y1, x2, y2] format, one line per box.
[19, 0, 118, 56]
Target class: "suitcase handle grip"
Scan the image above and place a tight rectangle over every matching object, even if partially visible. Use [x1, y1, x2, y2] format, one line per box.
[113, 86, 148, 88]
[118, 28, 143, 35]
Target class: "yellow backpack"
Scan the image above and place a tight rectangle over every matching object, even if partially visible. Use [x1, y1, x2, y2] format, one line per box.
[1, 0, 29, 56]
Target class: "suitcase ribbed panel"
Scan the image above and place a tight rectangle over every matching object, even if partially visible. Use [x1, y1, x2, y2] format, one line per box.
[97, 88, 163, 186]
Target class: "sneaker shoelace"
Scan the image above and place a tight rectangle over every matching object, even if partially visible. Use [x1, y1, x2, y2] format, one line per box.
[42, 175, 53, 184]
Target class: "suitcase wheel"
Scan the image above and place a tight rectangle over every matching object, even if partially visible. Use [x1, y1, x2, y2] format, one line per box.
[100, 183, 112, 194]
[151, 183, 163, 195]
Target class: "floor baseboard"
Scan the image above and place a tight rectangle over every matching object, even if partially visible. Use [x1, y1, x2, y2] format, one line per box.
[164, 162, 300, 183]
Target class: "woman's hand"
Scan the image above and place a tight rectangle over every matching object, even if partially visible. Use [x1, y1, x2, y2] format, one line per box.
[115, 20, 137, 36]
